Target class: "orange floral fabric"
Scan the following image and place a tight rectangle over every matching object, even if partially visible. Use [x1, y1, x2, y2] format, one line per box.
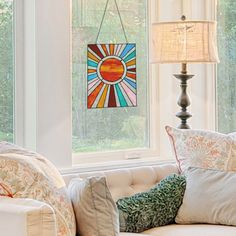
[166, 126, 236, 173]
[0, 142, 76, 236]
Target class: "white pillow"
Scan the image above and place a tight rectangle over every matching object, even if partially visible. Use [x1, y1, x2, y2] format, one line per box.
[68, 176, 119, 236]
[176, 167, 236, 226]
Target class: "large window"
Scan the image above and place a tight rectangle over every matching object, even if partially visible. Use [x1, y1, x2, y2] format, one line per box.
[217, 0, 236, 133]
[72, 0, 150, 155]
[0, 0, 14, 142]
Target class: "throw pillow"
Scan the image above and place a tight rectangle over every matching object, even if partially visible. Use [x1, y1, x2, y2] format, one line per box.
[176, 167, 236, 226]
[116, 174, 186, 233]
[0, 142, 76, 236]
[68, 176, 119, 236]
[165, 126, 236, 173]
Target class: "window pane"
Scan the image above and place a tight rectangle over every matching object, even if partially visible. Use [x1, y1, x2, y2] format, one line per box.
[0, 0, 14, 142]
[217, 0, 236, 133]
[72, 0, 149, 153]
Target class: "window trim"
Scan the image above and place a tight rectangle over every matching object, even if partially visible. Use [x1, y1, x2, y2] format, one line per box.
[14, 0, 38, 150]
[205, 0, 217, 131]
[63, 157, 175, 175]
[14, 0, 24, 146]
[181, 0, 217, 131]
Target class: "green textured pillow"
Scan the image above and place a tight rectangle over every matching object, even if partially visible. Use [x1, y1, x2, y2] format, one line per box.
[116, 174, 186, 233]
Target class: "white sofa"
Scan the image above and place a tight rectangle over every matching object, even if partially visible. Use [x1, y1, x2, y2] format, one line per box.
[1, 163, 236, 236]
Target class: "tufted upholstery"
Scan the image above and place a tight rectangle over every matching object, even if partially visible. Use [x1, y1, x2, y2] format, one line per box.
[63, 164, 178, 201]
[63, 163, 236, 236]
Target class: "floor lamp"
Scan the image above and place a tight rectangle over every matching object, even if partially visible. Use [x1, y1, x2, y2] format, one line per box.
[151, 16, 219, 129]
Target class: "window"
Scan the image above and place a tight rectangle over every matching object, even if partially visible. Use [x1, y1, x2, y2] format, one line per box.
[72, 0, 152, 158]
[0, 0, 14, 142]
[217, 0, 236, 133]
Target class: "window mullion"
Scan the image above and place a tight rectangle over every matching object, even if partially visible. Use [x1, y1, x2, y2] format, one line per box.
[14, 0, 24, 146]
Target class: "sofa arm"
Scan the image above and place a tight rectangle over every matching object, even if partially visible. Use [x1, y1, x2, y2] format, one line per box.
[0, 197, 57, 236]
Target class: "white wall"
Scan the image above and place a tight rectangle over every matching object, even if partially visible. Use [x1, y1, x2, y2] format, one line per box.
[36, 0, 72, 168]
[23, 0, 72, 168]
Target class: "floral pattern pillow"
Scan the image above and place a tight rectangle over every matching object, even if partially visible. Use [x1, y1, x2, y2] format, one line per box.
[0, 142, 76, 236]
[165, 126, 236, 173]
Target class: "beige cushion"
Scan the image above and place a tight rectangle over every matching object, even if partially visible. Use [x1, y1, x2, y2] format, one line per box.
[63, 164, 179, 201]
[165, 126, 236, 173]
[176, 167, 236, 226]
[69, 176, 119, 236]
[141, 224, 236, 236]
[0, 142, 76, 236]
[0, 197, 57, 236]
[120, 233, 149, 235]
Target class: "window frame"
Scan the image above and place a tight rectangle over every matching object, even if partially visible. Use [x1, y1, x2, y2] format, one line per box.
[11, 0, 218, 171]
[206, 0, 217, 131]
[14, 0, 25, 146]
[14, 0, 37, 150]
[71, 0, 160, 167]
[183, 0, 217, 132]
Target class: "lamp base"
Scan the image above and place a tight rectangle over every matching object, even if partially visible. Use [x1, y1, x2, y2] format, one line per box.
[174, 73, 194, 129]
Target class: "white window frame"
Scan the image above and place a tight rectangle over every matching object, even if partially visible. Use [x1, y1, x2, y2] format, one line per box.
[12, 0, 217, 172]
[205, 0, 217, 131]
[71, 0, 160, 168]
[178, 0, 217, 131]
[14, 0, 37, 150]
[14, 0, 24, 146]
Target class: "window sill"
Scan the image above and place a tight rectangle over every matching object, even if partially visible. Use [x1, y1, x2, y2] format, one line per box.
[59, 157, 175, 175]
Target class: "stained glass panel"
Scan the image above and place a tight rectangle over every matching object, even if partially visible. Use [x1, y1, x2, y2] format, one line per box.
[87, 43, 136, 108]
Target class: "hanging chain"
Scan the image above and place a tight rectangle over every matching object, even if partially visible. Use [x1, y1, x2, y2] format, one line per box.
[95, 0, 128, 43]
[95, 0, 109, 42]
[114, 0, 128, 42]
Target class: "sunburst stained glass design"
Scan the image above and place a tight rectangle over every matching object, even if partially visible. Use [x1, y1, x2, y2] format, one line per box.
[87, 43, 136, 109]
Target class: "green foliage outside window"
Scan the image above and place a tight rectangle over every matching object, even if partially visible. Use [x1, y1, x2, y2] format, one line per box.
[0, 1, 14, 142]
[217, 0, 236, 133]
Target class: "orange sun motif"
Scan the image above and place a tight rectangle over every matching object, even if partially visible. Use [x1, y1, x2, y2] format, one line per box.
[100, 58, 125, 83]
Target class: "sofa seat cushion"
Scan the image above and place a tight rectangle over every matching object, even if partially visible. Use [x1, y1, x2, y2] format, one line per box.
[141, 224, 236, 236]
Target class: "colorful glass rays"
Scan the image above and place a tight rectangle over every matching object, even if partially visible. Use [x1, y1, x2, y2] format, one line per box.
[87, 43, 136, 109]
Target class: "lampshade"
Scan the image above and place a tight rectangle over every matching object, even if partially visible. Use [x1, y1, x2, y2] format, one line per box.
[151, 20, 219, 64]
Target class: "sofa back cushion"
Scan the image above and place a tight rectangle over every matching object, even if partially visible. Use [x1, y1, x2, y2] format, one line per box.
[63, 164, 179, 201]
[0, 142, 76, 236]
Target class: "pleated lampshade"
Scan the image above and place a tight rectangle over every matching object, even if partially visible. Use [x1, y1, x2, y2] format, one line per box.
[151, 20, 219, 64]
